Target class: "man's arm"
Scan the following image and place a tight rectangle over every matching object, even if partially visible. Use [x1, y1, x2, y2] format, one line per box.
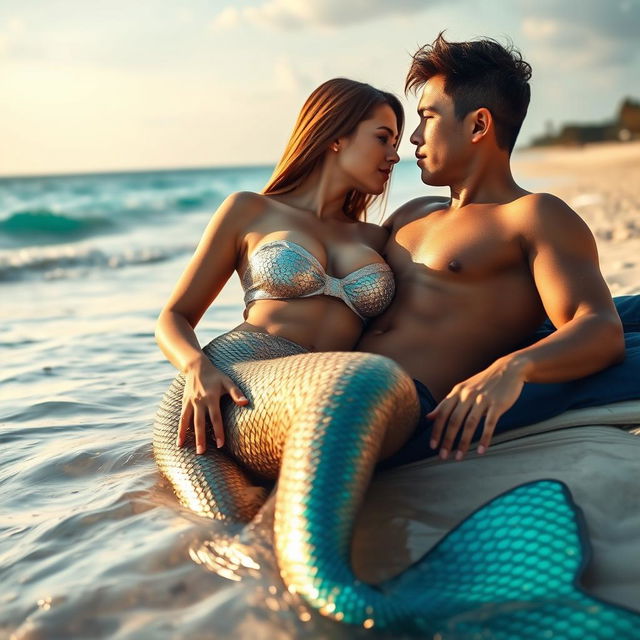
[429, 193, 624, 461]
[511, 193, 623, 379]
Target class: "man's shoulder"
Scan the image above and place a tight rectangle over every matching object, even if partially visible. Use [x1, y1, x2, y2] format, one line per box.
[383, 196, 449, 232]
[511, 192, 593, 246]
[356, 220, 389, 253]
[511, 192, 578, 222]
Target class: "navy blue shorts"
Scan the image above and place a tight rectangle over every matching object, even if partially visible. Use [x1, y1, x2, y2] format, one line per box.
[376, 377, 553, 471]
[378, 326, 640, 470]
[377, 379, 439, 470]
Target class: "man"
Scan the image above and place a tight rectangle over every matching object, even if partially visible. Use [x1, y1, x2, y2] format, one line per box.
[358, 33, 624, 464]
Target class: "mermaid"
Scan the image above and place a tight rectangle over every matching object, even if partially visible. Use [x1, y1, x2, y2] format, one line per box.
[153, 77, 422, 517]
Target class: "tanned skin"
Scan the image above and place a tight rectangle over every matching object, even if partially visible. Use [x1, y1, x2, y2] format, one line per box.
[358, 74, 624, 461]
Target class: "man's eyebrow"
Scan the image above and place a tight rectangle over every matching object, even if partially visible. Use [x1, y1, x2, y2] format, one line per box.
[417, 105, 438, 115]
[376, 125, 398, 139]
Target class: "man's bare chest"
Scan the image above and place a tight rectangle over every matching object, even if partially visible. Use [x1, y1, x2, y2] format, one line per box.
[390, 213, 524, 279]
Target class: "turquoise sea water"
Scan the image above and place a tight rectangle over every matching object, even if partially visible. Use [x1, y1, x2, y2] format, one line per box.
[0, 158, 545, 638]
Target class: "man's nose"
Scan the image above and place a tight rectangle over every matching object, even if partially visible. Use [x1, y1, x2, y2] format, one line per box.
[410, 125, 422, 146]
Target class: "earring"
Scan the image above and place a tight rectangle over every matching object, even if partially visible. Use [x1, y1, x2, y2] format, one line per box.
[332, 144, 339, 152]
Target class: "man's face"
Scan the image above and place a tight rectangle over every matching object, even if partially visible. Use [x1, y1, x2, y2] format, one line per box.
[410, 74, 469, 186]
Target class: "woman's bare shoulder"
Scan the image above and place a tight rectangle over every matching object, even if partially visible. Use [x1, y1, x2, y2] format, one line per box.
[218, 191, 269, 215]
[208, 191, 272, 236]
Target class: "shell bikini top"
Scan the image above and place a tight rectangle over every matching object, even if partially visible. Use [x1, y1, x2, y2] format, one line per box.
[241, 239, 395, 321]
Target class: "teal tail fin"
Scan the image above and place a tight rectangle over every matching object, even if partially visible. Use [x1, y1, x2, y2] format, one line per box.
[382, 479, 640, 638]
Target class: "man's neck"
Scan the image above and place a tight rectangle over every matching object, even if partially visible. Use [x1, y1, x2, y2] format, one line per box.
[448, 155, 526, 209]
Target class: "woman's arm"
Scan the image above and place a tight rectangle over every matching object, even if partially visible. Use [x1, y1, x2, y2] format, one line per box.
[155, 191, 261, 453]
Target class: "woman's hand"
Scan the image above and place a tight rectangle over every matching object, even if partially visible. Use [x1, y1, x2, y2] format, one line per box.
[178, 354, 249, 454]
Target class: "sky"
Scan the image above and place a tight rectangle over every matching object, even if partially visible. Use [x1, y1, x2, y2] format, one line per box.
[0, 0, 638, 176]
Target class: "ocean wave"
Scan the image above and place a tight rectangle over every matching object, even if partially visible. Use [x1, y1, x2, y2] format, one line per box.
[0, 182, 224, 216]
[0, 210, 113, 237]
[0, 243, 192, 281]
[174, 194, 213, 210]
[0, 192, 222, 249]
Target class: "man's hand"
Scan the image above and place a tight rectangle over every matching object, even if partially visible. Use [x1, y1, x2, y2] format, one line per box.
[427, 355, 531, 461]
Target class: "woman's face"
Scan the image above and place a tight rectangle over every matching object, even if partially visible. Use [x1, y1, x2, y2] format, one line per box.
[336, 103, 401, 195]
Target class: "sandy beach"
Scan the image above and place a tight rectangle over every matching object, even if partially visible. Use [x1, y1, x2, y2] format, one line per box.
[514, 140, 640, 296]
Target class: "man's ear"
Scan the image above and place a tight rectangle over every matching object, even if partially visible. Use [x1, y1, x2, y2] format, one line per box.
[469, 107, 492, 143]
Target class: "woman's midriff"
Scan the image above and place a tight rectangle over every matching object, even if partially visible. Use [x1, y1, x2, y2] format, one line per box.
[236, 296, 363, 352]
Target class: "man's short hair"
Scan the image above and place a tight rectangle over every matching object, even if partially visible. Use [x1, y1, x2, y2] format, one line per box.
[406, 33, 532, 153]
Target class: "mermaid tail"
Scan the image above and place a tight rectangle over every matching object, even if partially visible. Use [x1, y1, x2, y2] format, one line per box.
[153, 331, 640, 635]
[379, 479, 639, 637]
[154, 330, 418, 521]
[153, 371, 269, 521]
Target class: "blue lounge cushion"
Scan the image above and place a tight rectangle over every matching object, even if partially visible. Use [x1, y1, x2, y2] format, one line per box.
[534, 295, 640, 338]
[498, 296, 640, 432]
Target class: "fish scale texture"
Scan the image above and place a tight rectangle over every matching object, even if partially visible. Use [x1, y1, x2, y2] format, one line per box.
[153, 330, 640, 636]
[381, 480, 640, 637]
[241, 240, 395, 318]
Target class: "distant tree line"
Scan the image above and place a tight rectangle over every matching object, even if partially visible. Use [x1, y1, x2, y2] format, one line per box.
[530, 98, 640, 147]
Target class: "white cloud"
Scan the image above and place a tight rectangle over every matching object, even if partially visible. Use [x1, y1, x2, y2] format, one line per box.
[212, 0, 431, 31]
[521, 17, 558, 40]
[523, 18, 615, 71]
[176, 8, 195, 25]
[0, 16, 26, 57]
[8, 17, 26, 35]
[273, 56, 302, 92]
[519, 0, 639, 69]
[210, 7, 242, 31]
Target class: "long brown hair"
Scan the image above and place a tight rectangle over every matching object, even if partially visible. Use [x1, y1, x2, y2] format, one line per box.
[263, 78, 404, 221]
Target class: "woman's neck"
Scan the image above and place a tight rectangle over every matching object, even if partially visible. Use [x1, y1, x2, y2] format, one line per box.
[275, 159, 354, 222]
